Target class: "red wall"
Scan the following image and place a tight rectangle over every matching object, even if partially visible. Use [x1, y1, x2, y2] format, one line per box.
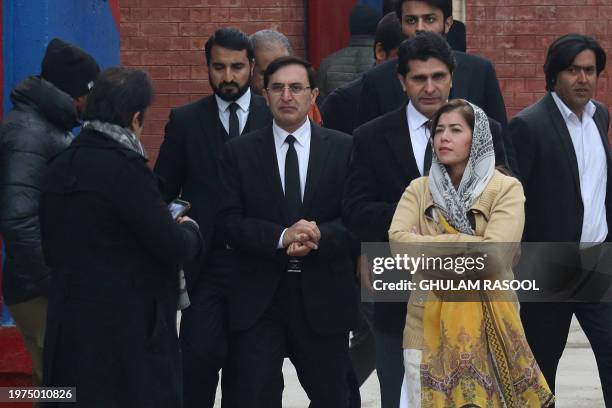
[119, 0, 306, 164]
[466, 0, 611, 125]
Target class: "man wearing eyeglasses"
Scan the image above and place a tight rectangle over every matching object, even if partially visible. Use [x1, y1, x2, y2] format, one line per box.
[219, 56, 359, 407]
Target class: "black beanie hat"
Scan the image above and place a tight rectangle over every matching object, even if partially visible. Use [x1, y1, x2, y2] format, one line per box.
[349, 4, 381, 36]
[41, 38, 101, 99]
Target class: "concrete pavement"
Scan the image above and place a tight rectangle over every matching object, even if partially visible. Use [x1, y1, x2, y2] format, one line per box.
[214, 317, 605, 407]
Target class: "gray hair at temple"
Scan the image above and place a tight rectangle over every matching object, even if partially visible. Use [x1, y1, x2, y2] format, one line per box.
[249, 29, 293, 54]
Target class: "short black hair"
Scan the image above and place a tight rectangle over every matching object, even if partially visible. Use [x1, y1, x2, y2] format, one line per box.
[263, 56, 317, 90]
[349, 4, 381, 36]
[205, 27, 254, 66]
[394, 0, 452, 21]
[375, 12, 405, 54]
[83, 67, 153, 128]
[397, 32, 455, 76]
[544, 33, 606, 91]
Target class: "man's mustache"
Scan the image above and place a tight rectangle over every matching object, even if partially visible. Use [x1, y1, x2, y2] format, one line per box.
[219, 82, 239, 90]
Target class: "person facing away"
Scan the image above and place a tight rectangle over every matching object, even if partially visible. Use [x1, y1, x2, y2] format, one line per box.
[153, 27, 272, 408]
[389, 98, 553, 408]
[342, 31, 508, 408]
[321, 11, 405, 135]
[317, 4, 381, 99]
[357, 0, 508, 130]
[0, 37, 99, 395]
[507, 33, 612, 407]
[250, 29, 323, 125]
[39, 67, 202, 408]
[218, 55, 359, 408]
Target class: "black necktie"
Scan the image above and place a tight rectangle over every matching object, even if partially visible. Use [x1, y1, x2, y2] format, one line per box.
[228, 103, 240, 139]
[284, 135, 302, 223]
[423, 120, 432, 175]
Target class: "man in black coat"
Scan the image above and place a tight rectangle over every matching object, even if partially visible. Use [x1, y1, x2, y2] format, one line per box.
[342, 32, 507, 408]
[39, 68, 202, 408]
[507, 34, 612, 406]
[0, 38, 99, 391]
[153, 28, 272, 408]
[219, 56, 359, 407]
[357, 0, 507, 129]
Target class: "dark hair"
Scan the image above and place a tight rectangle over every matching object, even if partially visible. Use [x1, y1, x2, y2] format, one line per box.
[544, 33, 606, 91]
[349, 4, 381, 36]
[397, 32, 455, 76]
[83, 67, 153, 128]
[205, 27, 254, 66]
[430, 99, 475, 136]
[375, 12, 405, 54]
[263, 56, 317, 89]
[394, 0, 452, 21]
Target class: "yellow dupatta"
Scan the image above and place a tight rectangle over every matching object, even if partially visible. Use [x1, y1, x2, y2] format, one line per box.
[419, 210, 554, 408]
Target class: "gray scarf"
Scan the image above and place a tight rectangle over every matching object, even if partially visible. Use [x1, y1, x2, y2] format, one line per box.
[427, 101, 495, 234]
[83, 120, 147, 159]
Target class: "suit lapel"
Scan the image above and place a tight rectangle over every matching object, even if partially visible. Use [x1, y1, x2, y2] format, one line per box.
[544, 93, 581, 194]
[257, 125, 290, 222]
[302, 123, 331, 216]
[384, 105, 421, 180]
[593, 103, 611, 159]
[244, 94, 261, 134]
[198, 96, 227, 159]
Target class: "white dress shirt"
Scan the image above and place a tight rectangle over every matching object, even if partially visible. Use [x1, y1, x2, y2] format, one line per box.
[406, 101, 431, 176]
[273, 119, 311, 248]
[552, 92, 608, 244]
[215, 88, 251, 136]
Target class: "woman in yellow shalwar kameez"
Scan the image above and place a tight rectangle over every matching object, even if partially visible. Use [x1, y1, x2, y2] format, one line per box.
[389, 99, 553, 408]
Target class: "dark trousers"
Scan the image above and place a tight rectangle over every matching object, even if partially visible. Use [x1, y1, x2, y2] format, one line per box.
[223, 274, 350, 408]
[521, 302, 612, 407]
[180, 253, 232, 408]
[347, 302, 377, 407]
[372, 326, 404, 408]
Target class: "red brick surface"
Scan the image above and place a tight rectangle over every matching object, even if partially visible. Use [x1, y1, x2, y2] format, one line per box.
[466, 0, 611, 126]
[120, 1, 305, 164]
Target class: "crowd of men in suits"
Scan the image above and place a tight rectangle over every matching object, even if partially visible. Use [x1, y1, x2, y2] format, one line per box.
[1, 0, 611, 407]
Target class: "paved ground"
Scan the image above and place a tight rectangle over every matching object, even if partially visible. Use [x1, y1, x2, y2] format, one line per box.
[214, 317, 605, 407]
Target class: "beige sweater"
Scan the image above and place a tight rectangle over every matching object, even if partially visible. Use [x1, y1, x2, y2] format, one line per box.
[388, 170, 525, 349]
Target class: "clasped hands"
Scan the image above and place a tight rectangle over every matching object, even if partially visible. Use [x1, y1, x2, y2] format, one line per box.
[282, 219, 320, 257]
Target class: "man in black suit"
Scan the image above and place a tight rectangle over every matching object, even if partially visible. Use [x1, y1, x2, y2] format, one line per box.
[342, 32, 507, 408]
[357, 0, 507, 128]
[219, 56, 359, 407]
[321, 12, 404, 135]
[154, 28, 272, 408]
[507, 34, 612, 406]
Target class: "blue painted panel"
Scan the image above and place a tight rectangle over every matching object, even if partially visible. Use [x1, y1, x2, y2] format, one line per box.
[3, 0, 120, 115]
[1, 243, 14, 326]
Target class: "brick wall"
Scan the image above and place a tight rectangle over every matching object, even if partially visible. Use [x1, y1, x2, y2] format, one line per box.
[119, 0, 305, 163]
[466, 0, 611, 122]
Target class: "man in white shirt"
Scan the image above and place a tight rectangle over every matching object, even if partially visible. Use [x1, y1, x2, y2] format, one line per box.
[508, 33, 612, 406]
[154, 27, 272, 408]
[342, 32, 507, 408]
[219, 56, 359, 407]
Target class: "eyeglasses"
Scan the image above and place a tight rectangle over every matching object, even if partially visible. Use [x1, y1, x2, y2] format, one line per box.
[266, 84, 311, 95]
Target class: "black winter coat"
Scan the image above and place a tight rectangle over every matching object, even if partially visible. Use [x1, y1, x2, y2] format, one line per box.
[39, 129, 202, 408]
[0, 76, 77, 305]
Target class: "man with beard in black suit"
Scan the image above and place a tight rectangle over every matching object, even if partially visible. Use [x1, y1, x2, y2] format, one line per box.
[154, 27, 272, 408]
